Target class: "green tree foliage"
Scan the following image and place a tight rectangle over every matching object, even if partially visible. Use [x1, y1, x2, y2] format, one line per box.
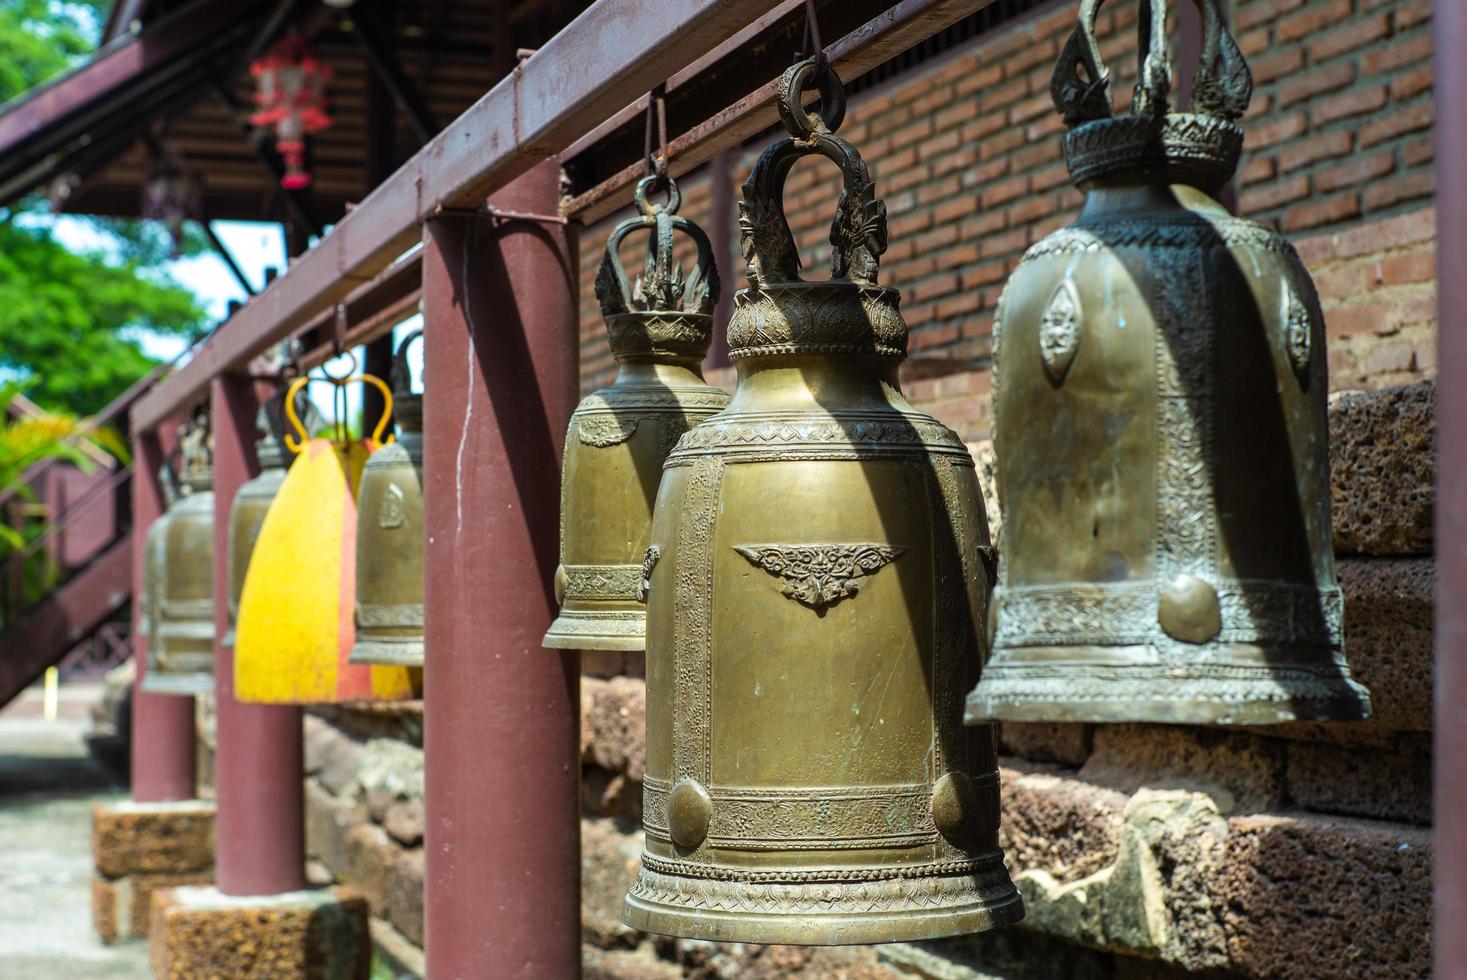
[0, 0, 207, 417]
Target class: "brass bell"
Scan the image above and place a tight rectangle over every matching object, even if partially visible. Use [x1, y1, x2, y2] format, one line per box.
[350, 330, 426, 670]
[142, 418, 215, 696]
[623, 61, 1022, 945]
[138, 465, 176, 671]
[225, 396, 300, 648]
[543, 173, 729, 651]
[966, 0, 1372, 725]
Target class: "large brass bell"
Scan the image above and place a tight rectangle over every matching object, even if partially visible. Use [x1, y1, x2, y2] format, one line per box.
[350, 330, 426, 670]
[624, 61, 1022, 945]
[142, 419, 215, 696]
[966, 0, 1372, 725]
[544, 174, 729, 651]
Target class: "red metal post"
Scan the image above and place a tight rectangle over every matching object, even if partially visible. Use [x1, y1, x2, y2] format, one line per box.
[131, 428, 196, 802]
[210, 375, 306, 896]
[1435, 1, 1466, 973]
[422, 160, 581, 979]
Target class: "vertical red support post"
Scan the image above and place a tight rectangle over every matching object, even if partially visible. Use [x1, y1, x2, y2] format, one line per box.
[131, 429, 197, 802]
[422, 160, 581, 978]
[210, 375, 306, 896]
[1434, 1, 1466, 973]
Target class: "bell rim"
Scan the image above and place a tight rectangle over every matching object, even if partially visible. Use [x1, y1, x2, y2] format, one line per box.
[347, 639, 425, 667]
[542, 610, 646, 652]
[966, 662, 1372, 726]
[620, 864, 1024, 945]
[138, 672, 215, 697]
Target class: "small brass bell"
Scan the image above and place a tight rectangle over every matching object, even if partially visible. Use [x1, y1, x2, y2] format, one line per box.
[225, 396, 300, 648]
[350, 330, 426, 670]
[543, 174, 729, 651]
[966, 0, 1372, 725]
[138, 465, 176, 671]
[142, 419, 215, 696]
[624, 61, 1022, 945]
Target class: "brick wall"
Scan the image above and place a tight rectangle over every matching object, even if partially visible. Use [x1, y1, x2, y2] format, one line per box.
[577, 0, 1438, 433]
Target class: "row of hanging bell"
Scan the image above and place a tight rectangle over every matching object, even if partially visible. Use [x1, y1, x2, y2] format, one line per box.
[965, 0, 1372, 725]
[233, 359, 416, 704]
[544, 176, 730, 651]
[141, 417, 215, 696]
[619, 60, 1022, 945]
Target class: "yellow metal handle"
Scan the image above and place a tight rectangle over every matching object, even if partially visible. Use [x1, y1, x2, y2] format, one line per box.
[282, 373, 396, 454]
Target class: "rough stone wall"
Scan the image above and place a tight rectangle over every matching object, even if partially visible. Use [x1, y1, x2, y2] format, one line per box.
[576, 0, 1438, 419]
[291, 381, 1435, 978]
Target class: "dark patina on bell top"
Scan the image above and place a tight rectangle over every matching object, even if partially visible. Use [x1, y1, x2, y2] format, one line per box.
[543, 174, 729, 652]
[966, 0, 1372, 725]
[624, 60, 1020, 946]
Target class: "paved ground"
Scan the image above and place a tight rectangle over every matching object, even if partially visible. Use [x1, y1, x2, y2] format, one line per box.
[0, 685, 153, 979]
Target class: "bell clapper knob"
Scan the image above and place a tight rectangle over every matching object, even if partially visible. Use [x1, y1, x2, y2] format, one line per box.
[931, 771, 980, 847]
[1158, 574, 1223, 644]
[667, 778, 712, 850]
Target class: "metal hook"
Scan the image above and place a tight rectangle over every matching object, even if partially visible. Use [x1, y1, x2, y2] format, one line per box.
[642, 83, 669, 179]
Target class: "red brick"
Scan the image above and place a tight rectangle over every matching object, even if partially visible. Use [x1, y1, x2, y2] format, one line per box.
[959, 113, 1007, 143]
[935, 100, 979, 132]
[1238, 27, 1270, 59]
[962, 263, 1008, 289]
[953, 62, 1005, 99]
[1333, 207, 1436, 258]
[931, 145, 978, 180]
[1277, 0, 1351, 42]
[1403, 135, 1435, 166]
[1326, 301, 1396, 337]
[1009, 91, 1053, 125]
[1248, 111, 1308, 149]
[889, 210, 932, 239]
[1234, 0, 1308, 31]
[935, 292, 982, 320]
[980, 127, 1026, 162]
[964, 157, 1011, 187]
[1240, 155, 1277, 186]
[890, 117, 934, 151]
[1362, 170, 1435, 211]
[1374, 250, 1436, 286]
[1310, 85, 1388, 126]
[1314, 151, 1396, 194]
[1241, 174, 1310, 213]
[1390, 66, 1433, 101]
[935, 243, 981, 271]
[1278, 62, 1355, 108]
[1359, 99, 1435, 147]
[1280, 131, 1353, 173]
[980, 175, 1029, 209]
[1362, 32, 1433, 77]
[1031, 162, 1071, 193]
[1282, 192, 1360, 232]
[917, 175, 962, 206]
[1250, 47, 1304, 86]
[912, 272, 960, 303]
[932, 196, 972, 225]
[1007, 193, 1055, 227]
[1025, 114, 1066, 142]
[961, 210, 1008, 239]
[1396, 0, 1432, 28]
[1307, 14, 1390, 63]
[914, 223, 961, 253]
[980, 227, 1030, 258]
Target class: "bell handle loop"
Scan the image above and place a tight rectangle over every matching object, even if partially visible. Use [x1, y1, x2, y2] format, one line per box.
[282, 375, 313, 454]
[598, 182, 720, 317]
[350, 374, 396, 447]
[776, 58, 846, 140]
[633, 173, 681, 218]
[390, 328, 424, 396]
[1052, 0, 1249, 126]
[742, 67, 885, 289]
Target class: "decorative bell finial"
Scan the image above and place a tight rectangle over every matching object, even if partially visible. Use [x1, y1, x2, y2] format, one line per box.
[542, 173, 730, 652]
[622, 60, 1022, 945]
[965, 0, 1371, 725]
[350, 330, 426, 671]
[142, 414, 215, 696]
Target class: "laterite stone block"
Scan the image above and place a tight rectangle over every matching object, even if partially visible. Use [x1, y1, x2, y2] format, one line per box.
[93, 799, 216, 879]
[150, 885, 371, 980]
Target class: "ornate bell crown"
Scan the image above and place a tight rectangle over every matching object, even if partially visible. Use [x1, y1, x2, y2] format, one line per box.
[389, 328, 424, 433]
[595, 174, 719, 362]
[177, 415, 213, 492]
[728, 60, 906, 361]
[255, 386, 319, 469]
[1052, 0, 1253, 190]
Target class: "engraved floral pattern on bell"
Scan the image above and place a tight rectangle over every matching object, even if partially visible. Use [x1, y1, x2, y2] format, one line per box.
[734, 543, 903, 611]
[1283, 285, 1313, 382]
[1039, 279, 1082, 383]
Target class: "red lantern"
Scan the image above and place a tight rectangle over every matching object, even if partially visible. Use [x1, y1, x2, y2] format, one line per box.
[249, 34, 333, 190]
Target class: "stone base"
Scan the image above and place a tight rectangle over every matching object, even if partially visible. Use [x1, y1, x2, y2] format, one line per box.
[92, 800, 215, 943]
[150, 885, 371, 979]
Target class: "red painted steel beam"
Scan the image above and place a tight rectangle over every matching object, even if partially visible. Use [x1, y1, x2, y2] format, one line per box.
[210, 375, 306, 896]
[1434, 1, 1466, 974]
[131, 430, 196, 802]
[422, 161, 581, 978]
[130, 0, 793, 435]
[565, 0, 1004, 223]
